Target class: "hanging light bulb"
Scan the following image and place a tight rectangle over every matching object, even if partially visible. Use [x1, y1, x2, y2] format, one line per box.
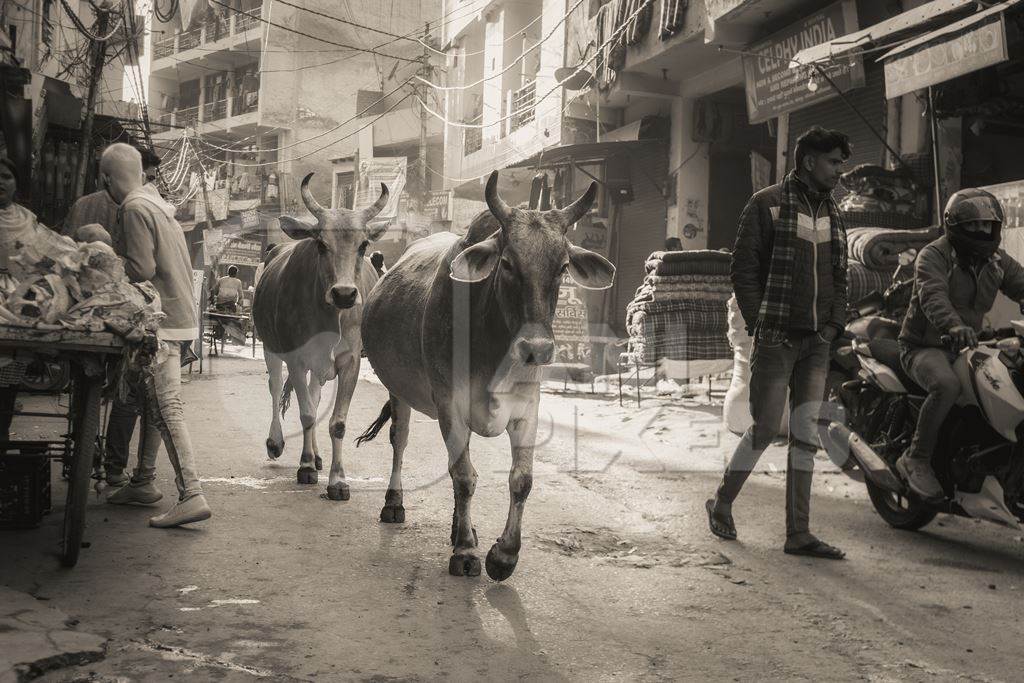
[807, 75, 819, 93]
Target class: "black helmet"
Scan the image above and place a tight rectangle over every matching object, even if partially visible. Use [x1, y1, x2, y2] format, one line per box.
[943, 188, 1003, 260]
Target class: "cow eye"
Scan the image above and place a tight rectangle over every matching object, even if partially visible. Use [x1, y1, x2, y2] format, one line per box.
[501, 258, 514, 271]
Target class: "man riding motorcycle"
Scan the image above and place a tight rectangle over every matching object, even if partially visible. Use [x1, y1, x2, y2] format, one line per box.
[897, 188, 1024, 501]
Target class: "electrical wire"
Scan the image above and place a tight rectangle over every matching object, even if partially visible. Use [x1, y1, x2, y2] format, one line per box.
[415, 0, 652, 131]
[59, 0, 125, 42]
[190, 92, 413, 169]
[195, 77, 415, 154]
[274, 0, 411, 41]
[205, 0, 419, 63]
[414, 0, 587, 92]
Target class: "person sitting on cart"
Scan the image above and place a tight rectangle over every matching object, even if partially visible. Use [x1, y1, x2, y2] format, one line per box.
[897, 189, 1024, 502]
[211, 265, 243, 313]
[99, 144, 211, 529]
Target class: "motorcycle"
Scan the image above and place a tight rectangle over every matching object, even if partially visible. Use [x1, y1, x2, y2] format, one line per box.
[826, 316, 1024, 531]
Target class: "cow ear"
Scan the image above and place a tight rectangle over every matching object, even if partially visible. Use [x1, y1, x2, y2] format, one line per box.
[450, 235, 501, 283]
[279, 215, 321, 241]
[567, 244, 615, 290]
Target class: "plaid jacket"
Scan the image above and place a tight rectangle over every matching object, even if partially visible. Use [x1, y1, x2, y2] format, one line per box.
[731, 178, 848, 338]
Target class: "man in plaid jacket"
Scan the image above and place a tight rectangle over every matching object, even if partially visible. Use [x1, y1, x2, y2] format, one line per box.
[706, 127, 851, 560]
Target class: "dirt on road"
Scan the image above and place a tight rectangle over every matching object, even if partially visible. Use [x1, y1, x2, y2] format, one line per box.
[1, 355, 1022, 681]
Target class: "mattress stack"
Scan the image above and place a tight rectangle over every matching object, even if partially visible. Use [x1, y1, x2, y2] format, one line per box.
[846, 226, 941, 304]
[625, 250, 733, 364]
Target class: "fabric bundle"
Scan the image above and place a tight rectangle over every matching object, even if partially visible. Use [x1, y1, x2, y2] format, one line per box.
[644, 249, 732, 277]
[625, 251, 733, 365]
[847, 261, 896, 305]
[846, 226, 941, 271]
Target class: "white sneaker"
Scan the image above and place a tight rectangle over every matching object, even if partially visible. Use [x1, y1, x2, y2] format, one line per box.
[149, 494, 211, 528]
[107, 481, 163, 505]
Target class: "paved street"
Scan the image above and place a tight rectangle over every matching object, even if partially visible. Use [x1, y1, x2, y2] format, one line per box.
[2, 353, 1024, 681]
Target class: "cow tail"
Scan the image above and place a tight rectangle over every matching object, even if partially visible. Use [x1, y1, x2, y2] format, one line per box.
[280, 376, 293, 416]
[355, 402, 392, 447]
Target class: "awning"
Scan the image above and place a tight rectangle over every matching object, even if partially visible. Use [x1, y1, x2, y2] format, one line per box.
[881, 0, 1019, 60]
[506, 139, 661, 169]
[880, 0, 1019, 99]
[789, 0, 974, 67]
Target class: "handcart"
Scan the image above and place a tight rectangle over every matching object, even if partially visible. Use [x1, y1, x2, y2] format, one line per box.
[0, 327, 122, 568]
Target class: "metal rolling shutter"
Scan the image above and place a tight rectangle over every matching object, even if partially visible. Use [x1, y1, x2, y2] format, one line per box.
[612, 145, 669, 335]
[788, 66, 887, 172]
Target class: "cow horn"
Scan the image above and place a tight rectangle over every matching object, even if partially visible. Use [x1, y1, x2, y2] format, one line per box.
[300, 172, 325, 219]
[362, 183, 389, 222]
[555, 181, 598, 232]
[484, 170, 512, 226]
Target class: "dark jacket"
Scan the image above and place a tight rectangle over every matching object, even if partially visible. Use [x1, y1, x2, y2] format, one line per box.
[731, 179, 847, 337]
[900, 236, 1024, 347]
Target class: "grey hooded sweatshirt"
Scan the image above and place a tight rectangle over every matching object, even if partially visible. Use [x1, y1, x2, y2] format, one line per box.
[118, 185, 198, 341]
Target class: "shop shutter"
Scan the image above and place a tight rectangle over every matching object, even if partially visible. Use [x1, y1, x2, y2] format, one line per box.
[788, 65, 887, 173]
[612, 145, 669, 336]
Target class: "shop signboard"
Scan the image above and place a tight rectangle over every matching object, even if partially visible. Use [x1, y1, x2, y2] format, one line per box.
[553, 273, 590, 364]
[742, 0, 863, 124]
[220, 237, 263, 268]
[398, 190, 452, 222]
[355, 157, 406, 226]
[883, 14, 1008, 99]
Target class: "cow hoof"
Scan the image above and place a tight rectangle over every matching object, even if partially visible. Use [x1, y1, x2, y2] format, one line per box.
[314, 455, 323, 471]
[326, 482, 350, 501]
[485, 545, 519, 582]
[296, 468, 318, 485]
[266, 439, 283, 460]
[380, 505, 405, 523]
[448, 553, 481, 577]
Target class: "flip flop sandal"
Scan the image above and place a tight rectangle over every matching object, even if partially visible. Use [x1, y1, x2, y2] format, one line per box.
[784, 539, 846, 560]
[705, 499, 737, 541]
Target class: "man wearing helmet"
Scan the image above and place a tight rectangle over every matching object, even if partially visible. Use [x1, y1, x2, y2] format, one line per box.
[898, 188, 1024, 500]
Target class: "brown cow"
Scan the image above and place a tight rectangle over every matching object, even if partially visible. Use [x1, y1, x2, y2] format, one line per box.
[253, 173, 387, 500]
[357, 171, 615, 580]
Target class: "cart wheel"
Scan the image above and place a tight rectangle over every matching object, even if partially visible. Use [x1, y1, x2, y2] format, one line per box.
[61, 375, 101, 568]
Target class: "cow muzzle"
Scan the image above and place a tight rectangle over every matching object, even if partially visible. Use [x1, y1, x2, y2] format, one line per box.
[514, 336, 555, 366]
[329, 285, 359, 309]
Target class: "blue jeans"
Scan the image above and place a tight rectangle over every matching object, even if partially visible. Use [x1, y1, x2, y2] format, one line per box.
[715, 331, 831, 538]
[901, 345, 960, 462]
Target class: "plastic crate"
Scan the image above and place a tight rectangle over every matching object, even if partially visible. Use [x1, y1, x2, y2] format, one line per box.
[0, 454, 52, 529]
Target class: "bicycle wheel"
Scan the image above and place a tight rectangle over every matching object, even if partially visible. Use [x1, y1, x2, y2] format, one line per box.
[61, 372, 101, 568]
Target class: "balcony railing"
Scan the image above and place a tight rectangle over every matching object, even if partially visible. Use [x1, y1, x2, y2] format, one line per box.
[153, 8, 262, 61]
[509, 80, 536, 133]
[203, 99, 227, 122]
[464, 114, 482, 155]
[233, 90, 259, 116]
[234, 7, 261, 34]
[178, 26, 201, 51]
[153, 36, 175, 60]
[176, 106, 200, 128]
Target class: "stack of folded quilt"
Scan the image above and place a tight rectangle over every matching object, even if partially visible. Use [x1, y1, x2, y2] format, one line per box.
[626, 250, 733, 364]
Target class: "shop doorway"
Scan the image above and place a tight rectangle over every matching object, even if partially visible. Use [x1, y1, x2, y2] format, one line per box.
[701, 87, 776, 251]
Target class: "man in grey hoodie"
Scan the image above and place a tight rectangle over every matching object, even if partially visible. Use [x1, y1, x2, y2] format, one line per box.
[99, 143, 211, 528]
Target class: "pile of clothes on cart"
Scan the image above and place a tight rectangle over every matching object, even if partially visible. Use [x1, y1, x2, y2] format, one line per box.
[0, 227, 163, 341]
[624, 249, 733, 365]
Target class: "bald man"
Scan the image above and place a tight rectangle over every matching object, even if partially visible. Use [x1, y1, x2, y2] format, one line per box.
[100, 143, 211, 528]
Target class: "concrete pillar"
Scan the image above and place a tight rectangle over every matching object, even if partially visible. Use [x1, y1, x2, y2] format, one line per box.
[482, 8, 505, 142]
[672, 96, 710, 250]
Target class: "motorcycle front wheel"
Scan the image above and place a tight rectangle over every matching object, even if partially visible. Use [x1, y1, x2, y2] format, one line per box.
[865, 480, 938, 530]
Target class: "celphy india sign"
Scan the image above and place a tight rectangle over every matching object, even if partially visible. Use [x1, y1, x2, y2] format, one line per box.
[742, 0, 863, 123]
